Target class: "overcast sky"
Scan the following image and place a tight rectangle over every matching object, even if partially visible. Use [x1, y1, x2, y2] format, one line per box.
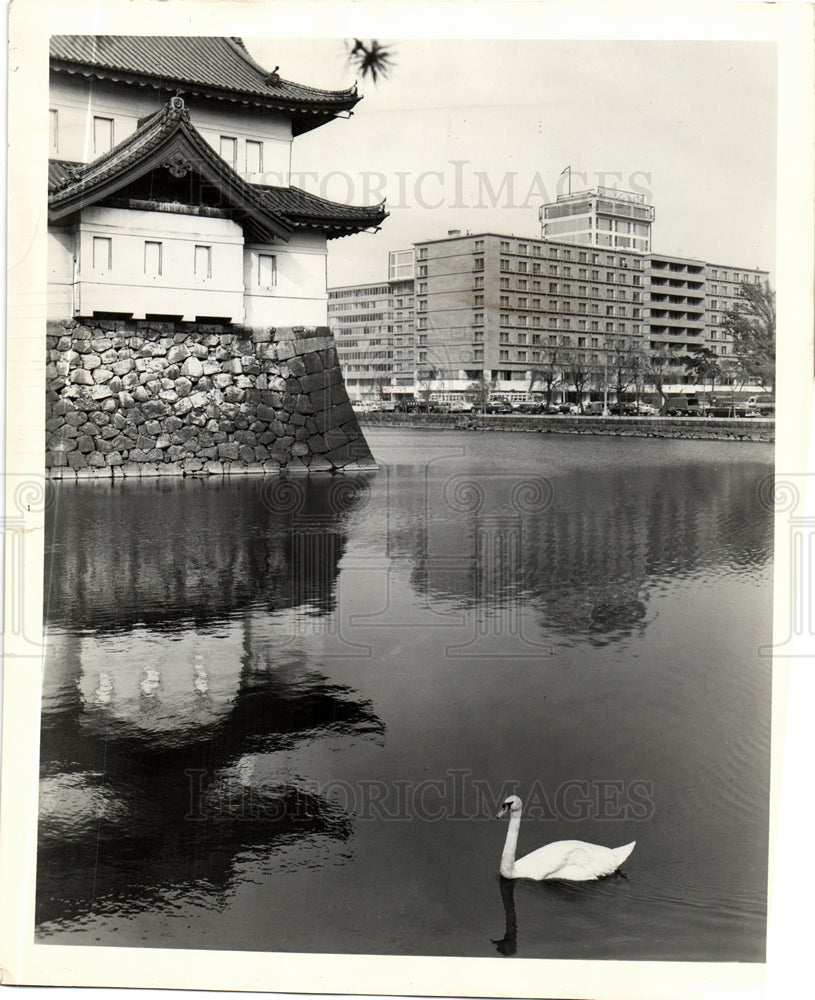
[247, 38, 777, 287]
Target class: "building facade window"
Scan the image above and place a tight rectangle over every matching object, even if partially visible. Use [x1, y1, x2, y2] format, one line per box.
[194, 244, 212, 279]
[144, 240, 163, 277]
[49, 109, 59, 153]
[92, 236, 112, 271]
[245, 140, 263, 173]
[93, 116, 114, 155]
[220, 135, 238, 169]
[257, 253, 277, 288]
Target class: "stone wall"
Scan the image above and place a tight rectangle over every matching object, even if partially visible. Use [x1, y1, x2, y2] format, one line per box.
[358, 411, 775, 443]
[46, 319, 377, 478]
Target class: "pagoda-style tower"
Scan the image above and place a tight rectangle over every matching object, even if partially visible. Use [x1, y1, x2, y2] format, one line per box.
[46, 36, 386, 476]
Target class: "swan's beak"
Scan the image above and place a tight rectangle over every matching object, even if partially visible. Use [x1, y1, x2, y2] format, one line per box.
[496, 805, 507, 819]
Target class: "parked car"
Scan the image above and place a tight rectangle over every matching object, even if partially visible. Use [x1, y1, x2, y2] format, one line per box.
[748, 394, 775, 417]
[559, 403, 580, 414]
[582, 401, 609, 416]
[666, 395, 706, 416]
[448, 400, 475, 413]
[707, 403, 759, 418]
[624, 402, 658, 416]
[484, 399, 514, 414]
[515, 401, 545, 414]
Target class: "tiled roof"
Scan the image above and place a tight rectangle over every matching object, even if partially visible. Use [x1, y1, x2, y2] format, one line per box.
[257, 184, 387, 235]
[50, 36, 361, 135]
[48, 102, 292, 242]
[48, 100, 387, 239]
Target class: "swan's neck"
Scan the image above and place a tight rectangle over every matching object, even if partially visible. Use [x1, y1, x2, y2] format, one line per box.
[500, 812, 521, 877]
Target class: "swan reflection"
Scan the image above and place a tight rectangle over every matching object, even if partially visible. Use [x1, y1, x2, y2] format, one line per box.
[492, 877, 518, 956]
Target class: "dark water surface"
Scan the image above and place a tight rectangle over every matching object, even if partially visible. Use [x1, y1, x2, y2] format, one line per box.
[37, 428, 773, 960]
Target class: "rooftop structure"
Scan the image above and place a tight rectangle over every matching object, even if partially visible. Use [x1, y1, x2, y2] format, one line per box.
[540, 187, 655, 252]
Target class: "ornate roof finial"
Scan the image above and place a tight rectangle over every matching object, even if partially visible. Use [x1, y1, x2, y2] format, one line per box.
[265, 66, 280, 85]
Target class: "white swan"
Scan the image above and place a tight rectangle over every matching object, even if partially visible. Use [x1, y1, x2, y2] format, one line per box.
[497, 795, 635, 881]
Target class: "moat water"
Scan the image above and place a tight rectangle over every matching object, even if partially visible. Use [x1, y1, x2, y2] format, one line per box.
[37, 427, 772, 960]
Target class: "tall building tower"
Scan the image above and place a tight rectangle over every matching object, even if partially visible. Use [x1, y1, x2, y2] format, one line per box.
[539, 187, 655, 252]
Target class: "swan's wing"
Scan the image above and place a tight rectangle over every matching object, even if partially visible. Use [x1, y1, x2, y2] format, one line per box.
[514, 840, 628, 881]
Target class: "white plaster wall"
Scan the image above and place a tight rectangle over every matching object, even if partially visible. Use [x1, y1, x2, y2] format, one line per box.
[243, 230, 328, 328]
[50, 74, 294, 183]
[47, 228, 76, 320]
[75, 206, 245, 321]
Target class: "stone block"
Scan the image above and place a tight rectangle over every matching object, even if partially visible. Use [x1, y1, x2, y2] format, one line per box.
[173, 397, 193, 416]
[238, 445, 255, 463]
[302, 352, 326, 376]
[204, 461, 225, 475]
[70, 369, 94, 385]
[106, 452, 123, 466]
[93, 368, 114, 384]
[181, 356, 204, 378]
[142, 399, 168, 418]
[95, 439, 115, 454]
[222, 358, 243, 375]
[189, 391, 209, 409]
[87, 451, 107, 468]
[308, 455, 334, 473]
[225, 387, 245, 404]
[100, 348, 118, 365]
[132, 386, 150, 403]
[307, 433, 330, 454]
[285, 457, 309, 473]
[218, 442, 240, 461]
[167, 345, 190, 365]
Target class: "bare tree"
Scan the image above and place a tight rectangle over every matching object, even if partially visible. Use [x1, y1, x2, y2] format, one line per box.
[415, 364, 439, 410]
[528, 347, 564, 411]
[464, 372, 496, 412]
[643, 346, 675, 414]
[564, 351, 593, 413]
[605, 339, 638, 412]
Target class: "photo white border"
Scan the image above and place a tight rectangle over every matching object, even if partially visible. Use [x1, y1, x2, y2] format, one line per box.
[3, 2, 813, 998]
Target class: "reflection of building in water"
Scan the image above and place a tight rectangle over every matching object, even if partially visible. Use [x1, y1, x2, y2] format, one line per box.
[400, 462, 772, 642]
[37, 476, 381, 932]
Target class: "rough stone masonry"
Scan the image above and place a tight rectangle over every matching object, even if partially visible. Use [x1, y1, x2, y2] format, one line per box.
[45, 319, 377, 479]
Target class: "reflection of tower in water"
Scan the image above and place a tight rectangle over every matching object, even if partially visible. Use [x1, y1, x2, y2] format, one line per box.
[37, 475, 382, 934]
